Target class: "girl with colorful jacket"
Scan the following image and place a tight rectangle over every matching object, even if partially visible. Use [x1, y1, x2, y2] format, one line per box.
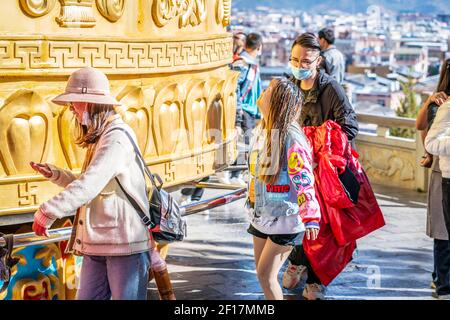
[246, 77, 321, 300]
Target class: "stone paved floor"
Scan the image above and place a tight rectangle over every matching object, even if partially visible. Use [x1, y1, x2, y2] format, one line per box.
[148, 184, 435, 300]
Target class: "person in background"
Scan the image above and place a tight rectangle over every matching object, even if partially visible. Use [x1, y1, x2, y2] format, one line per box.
[282, 32, 358, 300]
[31, 67, 152, 300]
[218, 32, 264, 186]
[318, 27, 346, 85]
[423, 59, 450, 300]
[181, 32, 250, 201]
[417, 61, 449, 168]
[247, 77, 320, 300]
[180, 34, 250, 202]
[233, 32, 247, 62]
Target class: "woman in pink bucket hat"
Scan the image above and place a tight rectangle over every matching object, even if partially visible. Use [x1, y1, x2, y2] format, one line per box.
[30, 67, 153, 300]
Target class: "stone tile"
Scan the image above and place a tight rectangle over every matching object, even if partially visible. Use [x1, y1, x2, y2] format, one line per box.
[149, 184, 434, 300]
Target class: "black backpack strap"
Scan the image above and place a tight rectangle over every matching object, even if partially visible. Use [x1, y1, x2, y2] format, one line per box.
[104, 126, 158, 229]
[114, 177, 155, 229]
[107, 127, 162, 191]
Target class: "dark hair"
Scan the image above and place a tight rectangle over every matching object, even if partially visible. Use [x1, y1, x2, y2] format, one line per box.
[291, 32, 321, 52]
[259, 78, 304, 184]
[233, 32, 247, 55]
[436, 58, 450, 95]
[74, 103, 117, 148]
[246, 33, 263, 51]
[318, 28, 335, 45]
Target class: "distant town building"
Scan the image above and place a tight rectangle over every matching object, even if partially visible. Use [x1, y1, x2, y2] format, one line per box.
[345, 73, 404, 110]
[231, 6, 450, 115]
[390, 47, 428, 79]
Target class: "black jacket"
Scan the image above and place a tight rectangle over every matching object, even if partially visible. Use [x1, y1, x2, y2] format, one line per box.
[290, 70, 359, 141]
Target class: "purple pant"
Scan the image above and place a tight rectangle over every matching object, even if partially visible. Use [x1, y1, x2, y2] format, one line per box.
[76, 252, 151, 300]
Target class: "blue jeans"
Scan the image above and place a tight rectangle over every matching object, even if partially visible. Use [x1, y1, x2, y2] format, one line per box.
[76, 252, 151, 300]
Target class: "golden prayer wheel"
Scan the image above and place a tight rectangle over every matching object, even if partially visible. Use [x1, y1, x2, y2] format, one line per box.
[0, 0, 237, 300]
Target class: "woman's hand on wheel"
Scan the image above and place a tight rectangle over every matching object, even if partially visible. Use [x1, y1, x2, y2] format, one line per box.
[32, 219, 49, 237]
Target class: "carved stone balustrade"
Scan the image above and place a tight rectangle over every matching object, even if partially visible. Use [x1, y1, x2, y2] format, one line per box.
[356, 112, 428, 192]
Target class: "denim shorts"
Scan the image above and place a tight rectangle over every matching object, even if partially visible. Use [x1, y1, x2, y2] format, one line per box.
[247, 224, 303, 246]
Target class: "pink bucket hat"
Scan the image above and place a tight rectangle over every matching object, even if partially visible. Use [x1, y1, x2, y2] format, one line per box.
[52, 67, 121, 106]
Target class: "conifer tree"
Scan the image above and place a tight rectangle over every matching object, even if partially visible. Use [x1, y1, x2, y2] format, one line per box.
[390, 76, 419, 139]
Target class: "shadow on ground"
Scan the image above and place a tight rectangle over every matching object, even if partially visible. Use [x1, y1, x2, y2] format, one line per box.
[148, 184, 434, 300]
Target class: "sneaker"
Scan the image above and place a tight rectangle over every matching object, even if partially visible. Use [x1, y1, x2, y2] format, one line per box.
[230, 177, 246, 187]
[432, 291, 450, 300]
[302, 283, 326, 300]
[282, 263, 308, 290]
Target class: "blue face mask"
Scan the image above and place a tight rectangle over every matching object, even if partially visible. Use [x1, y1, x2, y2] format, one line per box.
[291, 65, 313, 81]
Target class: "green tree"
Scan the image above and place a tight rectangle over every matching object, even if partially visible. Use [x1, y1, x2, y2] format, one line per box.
[390, 76, 419, 139]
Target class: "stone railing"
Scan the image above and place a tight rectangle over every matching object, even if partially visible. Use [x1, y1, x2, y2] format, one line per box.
[356, 113, 428, 192]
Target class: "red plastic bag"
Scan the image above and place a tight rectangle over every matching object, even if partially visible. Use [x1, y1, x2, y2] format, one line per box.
[305, 121, 355, 209]
[316, 152, 354, 208]
[327, 168, 385, 246]
[327, 122, 385, 245]
[302, 120, 385, 285]
[303, 187, 356, 286]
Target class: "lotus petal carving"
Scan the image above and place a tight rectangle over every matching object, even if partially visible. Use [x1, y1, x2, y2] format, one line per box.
[0, 90, 52, 175]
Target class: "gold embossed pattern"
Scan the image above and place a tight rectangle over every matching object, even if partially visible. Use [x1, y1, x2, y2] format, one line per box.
[0, 37, 232, 75]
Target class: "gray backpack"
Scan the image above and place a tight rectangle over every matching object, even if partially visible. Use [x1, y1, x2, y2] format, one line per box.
[109, 127, 187, 243]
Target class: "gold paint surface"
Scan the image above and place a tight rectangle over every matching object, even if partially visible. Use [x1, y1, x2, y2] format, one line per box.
[0, 0, 237, 218]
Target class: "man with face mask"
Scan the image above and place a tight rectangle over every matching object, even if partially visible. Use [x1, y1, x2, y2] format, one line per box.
[288, 32, 357, 142]
[282, 32, 358, 300]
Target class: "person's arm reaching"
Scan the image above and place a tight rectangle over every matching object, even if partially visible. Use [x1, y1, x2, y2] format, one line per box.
[30, 162, 78, 188]
[34, 131, 130, 229]
[417, 92, 448, 130]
